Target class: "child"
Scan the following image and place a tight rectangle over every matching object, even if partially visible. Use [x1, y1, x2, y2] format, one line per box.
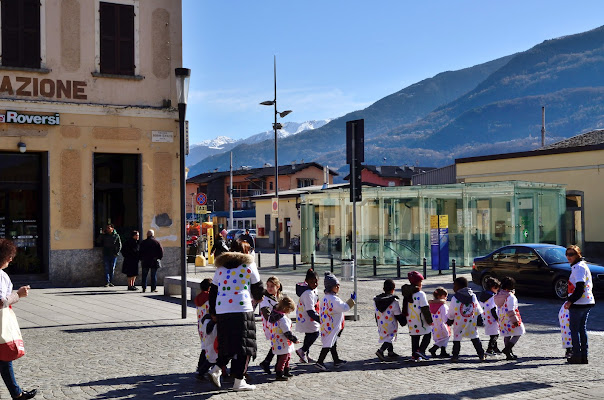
[401, 271, 433, 361]
[315, 271, 355, 371]
[259, 276, 283, 374]
[494, 277, 525, 360]
[194, 278, 214, 379]
[428, 287, 451, 358]
[295, 269, 321, 363]
[446, 277, 485, 361]
[268, 297, 299, 381]
[559, 304, 572, 359]
[374, 279, 405, 361]
[478, 277, 501, 355]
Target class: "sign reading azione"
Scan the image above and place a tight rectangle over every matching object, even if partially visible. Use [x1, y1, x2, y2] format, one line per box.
[0, 76, 87, 100]
[0, 111, 60, 125]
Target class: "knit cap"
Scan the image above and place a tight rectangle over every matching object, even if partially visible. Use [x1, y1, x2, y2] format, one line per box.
[408, 270, 424, 286]
[324, 271, 340, 292]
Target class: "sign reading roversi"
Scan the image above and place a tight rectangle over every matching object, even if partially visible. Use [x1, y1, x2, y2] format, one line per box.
[0, 111, 60, 125]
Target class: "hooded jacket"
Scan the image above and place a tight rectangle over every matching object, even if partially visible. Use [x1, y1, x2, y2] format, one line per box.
[494, 290, 519, 325]
[268, 309, 298, 344]
[401, 284, 433, 326]
[428, 298, 446, 314]
[374, 293, 406, 327]
[453, 287, 475, 305]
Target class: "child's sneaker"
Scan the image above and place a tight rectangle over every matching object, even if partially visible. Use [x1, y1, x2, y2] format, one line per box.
[208, 365, 222, 388]
[440, 351, 451, 358]
[413, 351, 429, 360]
[333, 359, 347, 368]
[314, 362, 328, 372]
[565, 348, 573, 359]
[429, 347, 438, 358]
[284, 368, 294, 377]
[376, 349, 388, 361]
[479, 354, 487, 361]
[233, 378, 256, 391]
[305, 352, 315, 363]
[275, 372, 289, 381]
[387, 352, 400, 359]
[450, 355, 459, 362]
[296, 348, 308, 363]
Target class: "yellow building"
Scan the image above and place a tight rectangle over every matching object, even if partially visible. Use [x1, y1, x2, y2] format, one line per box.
[456, 130, 604, 257]
[0, 0, 184, 285]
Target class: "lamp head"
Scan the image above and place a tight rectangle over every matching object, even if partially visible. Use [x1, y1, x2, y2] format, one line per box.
[174, 67, 191, 105]
[17, 141, 26, 153]
[279, 110, 292, 118]
[260, 100, 275, 106]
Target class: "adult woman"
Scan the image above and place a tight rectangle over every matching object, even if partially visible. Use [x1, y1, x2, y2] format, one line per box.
[211, 230, 229, 259]
[0, 239, 37, 399]
[121, 231, 140, 291]
[208, 240, 263, 391]
[564, 245, 595, 364]
[139, 230, 164, 293]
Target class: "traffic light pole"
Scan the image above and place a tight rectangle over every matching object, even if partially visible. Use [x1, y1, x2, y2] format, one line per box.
[351, 124, 358, 321]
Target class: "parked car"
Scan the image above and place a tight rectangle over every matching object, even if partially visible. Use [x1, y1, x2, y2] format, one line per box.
[226, 229, 256, 245]
[471, 243, 604, 300]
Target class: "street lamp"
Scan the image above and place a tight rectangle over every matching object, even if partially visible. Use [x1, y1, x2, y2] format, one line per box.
[176, 67, 191, 319]
[190, 192, 196, 222]
[260, 56, 292, 268]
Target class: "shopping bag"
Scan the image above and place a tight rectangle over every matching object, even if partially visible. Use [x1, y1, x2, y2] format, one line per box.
[0, 307, 25, 361]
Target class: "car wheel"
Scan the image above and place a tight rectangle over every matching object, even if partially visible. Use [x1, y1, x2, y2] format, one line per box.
[553, 277, 568, 300]
[481, 274, 494, 291]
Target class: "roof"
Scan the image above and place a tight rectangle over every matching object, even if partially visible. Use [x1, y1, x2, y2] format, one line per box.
[252, 183, 349, 199]
[187, 162, 338, 184]
[456, 129, 604, 164]
[343, 165, 436, 181]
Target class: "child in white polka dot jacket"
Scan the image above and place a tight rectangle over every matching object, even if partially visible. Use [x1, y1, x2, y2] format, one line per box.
[401, 271, 433, 361]
[374, 279, 405, 361]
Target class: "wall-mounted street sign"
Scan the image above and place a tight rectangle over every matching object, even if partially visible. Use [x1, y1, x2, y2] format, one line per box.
[272, 198, 279, 216]
[0, 110, 60, 125]
[152, 131, 174, 143]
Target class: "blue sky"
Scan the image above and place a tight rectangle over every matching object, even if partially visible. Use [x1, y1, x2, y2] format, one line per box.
[183, 0, 604, 144]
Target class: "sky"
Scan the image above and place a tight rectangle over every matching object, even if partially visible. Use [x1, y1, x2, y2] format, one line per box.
[182, 0, 604, 144]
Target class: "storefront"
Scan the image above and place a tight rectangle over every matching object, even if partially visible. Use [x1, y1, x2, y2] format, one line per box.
[300, 181, 566, 267]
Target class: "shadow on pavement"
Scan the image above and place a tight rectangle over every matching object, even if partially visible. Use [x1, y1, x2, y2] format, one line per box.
[392, 381, 552, 400]
[63, 323, 194, 334]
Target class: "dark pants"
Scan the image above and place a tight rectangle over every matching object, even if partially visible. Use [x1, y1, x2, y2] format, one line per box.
[141, 267, 158, 290]
[103, 254, 117, 284]
[317, 341, 340, 364]
[411, 333, 431, 355]
[452, 339, 484, 356]
[379, 342, 394, 353]
[569, 305, 593, 358]
[262, 348, 274, 364]
[0, 361, 22, 398]
[300, 331, 320, 353]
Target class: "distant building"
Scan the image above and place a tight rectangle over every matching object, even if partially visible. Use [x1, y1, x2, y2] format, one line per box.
[344, 165, 436, 187]
[186, 162, 337, 231]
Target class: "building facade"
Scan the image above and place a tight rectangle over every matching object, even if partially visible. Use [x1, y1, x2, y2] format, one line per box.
[0, 0, 183, 285]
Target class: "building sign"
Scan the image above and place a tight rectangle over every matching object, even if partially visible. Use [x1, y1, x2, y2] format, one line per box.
[0, 76, 87, 99]
[152, 131, 174, 142]
[0, 111, 60, 125]
[272, 198, 279, 216]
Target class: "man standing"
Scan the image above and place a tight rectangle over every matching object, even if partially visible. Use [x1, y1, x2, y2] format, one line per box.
[98, 224, 122, 287]
[139, 229, 164, 293]
[239, 229, 255, 251]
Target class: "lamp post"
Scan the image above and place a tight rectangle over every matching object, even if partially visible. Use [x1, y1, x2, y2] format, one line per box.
[261, 56, 292, 268]
[190, 192, 196, 222]
[176, 67, 191, 319]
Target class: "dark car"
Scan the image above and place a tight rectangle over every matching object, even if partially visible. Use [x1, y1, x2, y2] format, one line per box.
[471, 244, 604, 300]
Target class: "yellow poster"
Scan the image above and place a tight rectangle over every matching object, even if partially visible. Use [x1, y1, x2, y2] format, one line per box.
[439, 215, 448, 229]
[430, 215, 438, 229]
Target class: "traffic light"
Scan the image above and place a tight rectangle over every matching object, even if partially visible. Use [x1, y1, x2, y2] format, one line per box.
[346, 119, 364, 202]
[350, 162, 362, 203]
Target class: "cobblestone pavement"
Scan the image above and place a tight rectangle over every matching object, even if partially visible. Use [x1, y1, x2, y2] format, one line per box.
[4, 255, 604, 399]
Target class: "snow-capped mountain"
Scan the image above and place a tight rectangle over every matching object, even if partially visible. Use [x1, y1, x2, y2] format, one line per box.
[186, 119, 330, 167]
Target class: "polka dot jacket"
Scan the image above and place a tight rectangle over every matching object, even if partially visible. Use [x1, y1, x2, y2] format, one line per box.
[212, 253, 261, 314]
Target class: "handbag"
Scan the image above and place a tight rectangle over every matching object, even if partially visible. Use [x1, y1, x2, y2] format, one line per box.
[155, 259, 162, 269]
[0, 307, 25, 361]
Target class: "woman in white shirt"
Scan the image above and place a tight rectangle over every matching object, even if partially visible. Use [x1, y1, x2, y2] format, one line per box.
[0, 239, 37, 399]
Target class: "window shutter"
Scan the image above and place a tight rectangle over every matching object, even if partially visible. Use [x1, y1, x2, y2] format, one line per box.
[100, 2, 134, 75]
[1, 0, 40, 68]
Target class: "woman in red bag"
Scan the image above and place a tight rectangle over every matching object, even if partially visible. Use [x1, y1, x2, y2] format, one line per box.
[0, 239, 37, 399]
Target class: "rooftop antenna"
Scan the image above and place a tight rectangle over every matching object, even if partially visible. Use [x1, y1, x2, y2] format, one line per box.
[541, 106, 546, 147]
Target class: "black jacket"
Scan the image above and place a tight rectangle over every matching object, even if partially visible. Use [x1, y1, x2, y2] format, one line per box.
[121, 237, 140, 276]
[139, 237, 164, 269]
[98, 231, 122, 257]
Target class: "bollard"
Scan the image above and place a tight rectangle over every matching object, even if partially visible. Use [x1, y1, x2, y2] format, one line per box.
[423, 257, 427, 278]
[452, 259, 456, 282]
[397, 257, 401, 278]
[373, 256, 377, 276]
[311, 254, 315, 271]
[330, 254, 334, 273]
[293, 253, 297, 270]
[257, 251, 261, 269]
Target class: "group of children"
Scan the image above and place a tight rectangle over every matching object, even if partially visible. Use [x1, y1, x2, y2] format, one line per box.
[193, 268, 529, 384]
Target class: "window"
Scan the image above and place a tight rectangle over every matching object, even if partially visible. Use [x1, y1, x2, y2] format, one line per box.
[297, 178, 314, 188]
[269, 182, 273, 190]
[94, 154, 140, 244]
[1, 0, 41, 68]
[99, 2, 134, 75]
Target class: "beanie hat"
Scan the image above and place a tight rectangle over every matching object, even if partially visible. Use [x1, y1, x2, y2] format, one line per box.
[324, 271, 340, 293]
[408, 270, 424, 286]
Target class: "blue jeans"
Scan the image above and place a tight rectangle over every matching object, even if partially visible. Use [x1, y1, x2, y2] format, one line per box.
[0, 360, 22, 398]
[569, 305, 592, 357]
[103, 254, 117, 284]
[141, 267, 157, 291]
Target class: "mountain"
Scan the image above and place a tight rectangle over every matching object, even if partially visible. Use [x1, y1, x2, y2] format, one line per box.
[188, 55, 513, 175]
[186, 120, 329, 168]
[188, 25, 604, 176]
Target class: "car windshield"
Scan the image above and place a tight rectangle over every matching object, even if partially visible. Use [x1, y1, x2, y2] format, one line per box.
[535, 247, 567, 264]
